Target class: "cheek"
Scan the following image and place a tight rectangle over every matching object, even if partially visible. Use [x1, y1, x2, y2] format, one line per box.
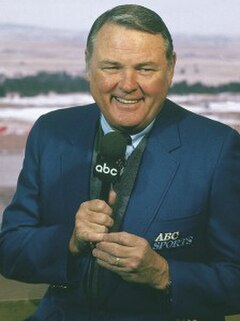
[144, 76, 171, 97]
[92, 73, 116, 93]
[142, 82, 163, 98]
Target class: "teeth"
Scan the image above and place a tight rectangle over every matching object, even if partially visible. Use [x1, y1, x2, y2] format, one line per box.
[115, 97, 140, 104]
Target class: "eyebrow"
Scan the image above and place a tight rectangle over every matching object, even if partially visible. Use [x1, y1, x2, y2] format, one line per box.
[98, 60, 121, 66]
[98, 60, 158, 68]
[135, 62, 158, 68]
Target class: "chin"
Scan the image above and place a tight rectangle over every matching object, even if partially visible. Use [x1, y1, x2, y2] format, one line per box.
[106, 115, 144, 132]
[114, 117, 140, 128]
[114, 123, 143, 134]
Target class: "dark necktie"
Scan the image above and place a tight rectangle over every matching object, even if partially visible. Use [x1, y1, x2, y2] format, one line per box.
[87, 127, 147, 306]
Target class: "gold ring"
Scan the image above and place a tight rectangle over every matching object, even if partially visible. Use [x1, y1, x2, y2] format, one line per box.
[115, 257, 120, 266]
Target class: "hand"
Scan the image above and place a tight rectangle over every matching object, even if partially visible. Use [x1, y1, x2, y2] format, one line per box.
[92, 232, 170, 290]
[69, 191, 116, 255]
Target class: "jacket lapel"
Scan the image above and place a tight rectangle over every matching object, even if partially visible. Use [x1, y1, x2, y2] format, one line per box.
[60, 106, 100, 218]
[122, 100, 182, 237]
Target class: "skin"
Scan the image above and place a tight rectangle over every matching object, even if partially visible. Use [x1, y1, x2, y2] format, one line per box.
[87, 23, 176, 134]
[69, 23, 176, 290]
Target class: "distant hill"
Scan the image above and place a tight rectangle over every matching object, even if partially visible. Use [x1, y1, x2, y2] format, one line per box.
[0, 23, 240, 85]
[0, 23, 87, 78]
[0, 23, 87, 42]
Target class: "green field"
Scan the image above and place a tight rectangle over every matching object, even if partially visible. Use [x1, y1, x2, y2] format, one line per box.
[0, 274, 46, 320]
[0, 300, 40, 321]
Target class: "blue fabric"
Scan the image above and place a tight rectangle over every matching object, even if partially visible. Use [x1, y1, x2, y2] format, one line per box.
[0, 99, 240, 321]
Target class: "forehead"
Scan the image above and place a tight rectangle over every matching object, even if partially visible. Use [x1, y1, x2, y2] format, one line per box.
[93, 23, 167, 58]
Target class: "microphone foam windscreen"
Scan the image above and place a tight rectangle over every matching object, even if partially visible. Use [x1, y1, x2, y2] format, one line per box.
[99, 132, 129, 160]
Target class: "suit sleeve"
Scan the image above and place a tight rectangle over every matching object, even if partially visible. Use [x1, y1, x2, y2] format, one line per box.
[0, 117, 74, 285]
[169, 128, 240, 317]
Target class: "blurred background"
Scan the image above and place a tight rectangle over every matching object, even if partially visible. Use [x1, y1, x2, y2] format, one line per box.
[0, 0, 239, 320]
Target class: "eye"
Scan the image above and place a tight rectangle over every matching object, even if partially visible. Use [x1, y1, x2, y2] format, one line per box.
[104, 66, 118, 69]
[101, 66, 120, 72]
[138, 67, 155, 74]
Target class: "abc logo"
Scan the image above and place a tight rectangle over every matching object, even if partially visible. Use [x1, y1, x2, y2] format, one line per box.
[95, 163, 118, 176]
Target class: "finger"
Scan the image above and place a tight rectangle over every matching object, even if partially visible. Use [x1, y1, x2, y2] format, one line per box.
[92, 248, 117, 265]
[95, 241, 132, 258]
[108, 189, 117, 207]
[81, 199, 112, 216]
[93, 249, 128, 272]
[87, 223, 109, 234]
[96, 257, 135, 278]
[88, 212, 114, 227]
[76, 229, 107, 243]
[76, 221, 110, 240]
[75, 218, 110, 240]
[96, 258, 124, 271]
[76, 206, 113, 228]
[102, 231, 138, 246]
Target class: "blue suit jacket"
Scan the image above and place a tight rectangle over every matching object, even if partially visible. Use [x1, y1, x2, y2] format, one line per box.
[0, 99, 240, 321]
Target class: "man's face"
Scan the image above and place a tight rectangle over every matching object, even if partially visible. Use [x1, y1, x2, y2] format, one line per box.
[87, 23, 176, 133]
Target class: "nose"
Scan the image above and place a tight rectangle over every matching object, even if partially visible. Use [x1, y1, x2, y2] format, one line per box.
[118, 70, 138, 93]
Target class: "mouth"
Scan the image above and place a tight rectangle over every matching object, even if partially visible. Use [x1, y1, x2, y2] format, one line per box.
[113, 96, 143, 105]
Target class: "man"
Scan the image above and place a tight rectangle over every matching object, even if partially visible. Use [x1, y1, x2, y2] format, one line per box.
[0, 4, 239, 321]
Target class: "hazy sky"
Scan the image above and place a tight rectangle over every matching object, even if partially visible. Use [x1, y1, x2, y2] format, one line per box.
[0, 0, 239, 36]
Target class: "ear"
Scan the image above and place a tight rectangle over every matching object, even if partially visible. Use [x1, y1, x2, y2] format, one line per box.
[168, 52, 177, 86]
[172, 52, 177, 68]
[85, 49, 90, 80]
[85, 49, 88, 64]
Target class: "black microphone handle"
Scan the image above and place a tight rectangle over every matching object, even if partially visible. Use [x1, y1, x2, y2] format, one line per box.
[99, 181, 111, 203]
[88, 182, 111, 250]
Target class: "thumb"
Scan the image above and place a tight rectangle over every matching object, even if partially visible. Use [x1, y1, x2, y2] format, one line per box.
[108, 189, 117, 207]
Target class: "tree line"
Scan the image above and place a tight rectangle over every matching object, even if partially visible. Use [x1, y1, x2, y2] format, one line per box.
[0, 72, 240, 97]
[0, 72, 89, 97]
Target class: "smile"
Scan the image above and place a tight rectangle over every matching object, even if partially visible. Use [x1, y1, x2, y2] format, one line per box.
[114, 97, 143, 104]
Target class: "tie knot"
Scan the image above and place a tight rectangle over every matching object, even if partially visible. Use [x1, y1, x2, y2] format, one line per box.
[122, 133, 132, 146]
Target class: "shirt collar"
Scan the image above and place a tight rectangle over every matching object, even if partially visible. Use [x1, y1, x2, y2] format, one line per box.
[100, 114, 155, 158]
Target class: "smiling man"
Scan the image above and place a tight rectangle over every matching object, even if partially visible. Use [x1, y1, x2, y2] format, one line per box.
[87, 22, 175, 133]
[0, 4, 240, 321]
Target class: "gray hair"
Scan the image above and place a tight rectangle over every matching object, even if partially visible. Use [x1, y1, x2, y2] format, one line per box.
[86, 4, 174, 65]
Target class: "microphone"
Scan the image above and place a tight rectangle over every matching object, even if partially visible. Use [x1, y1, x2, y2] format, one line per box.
[94, 131, 130, 202]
